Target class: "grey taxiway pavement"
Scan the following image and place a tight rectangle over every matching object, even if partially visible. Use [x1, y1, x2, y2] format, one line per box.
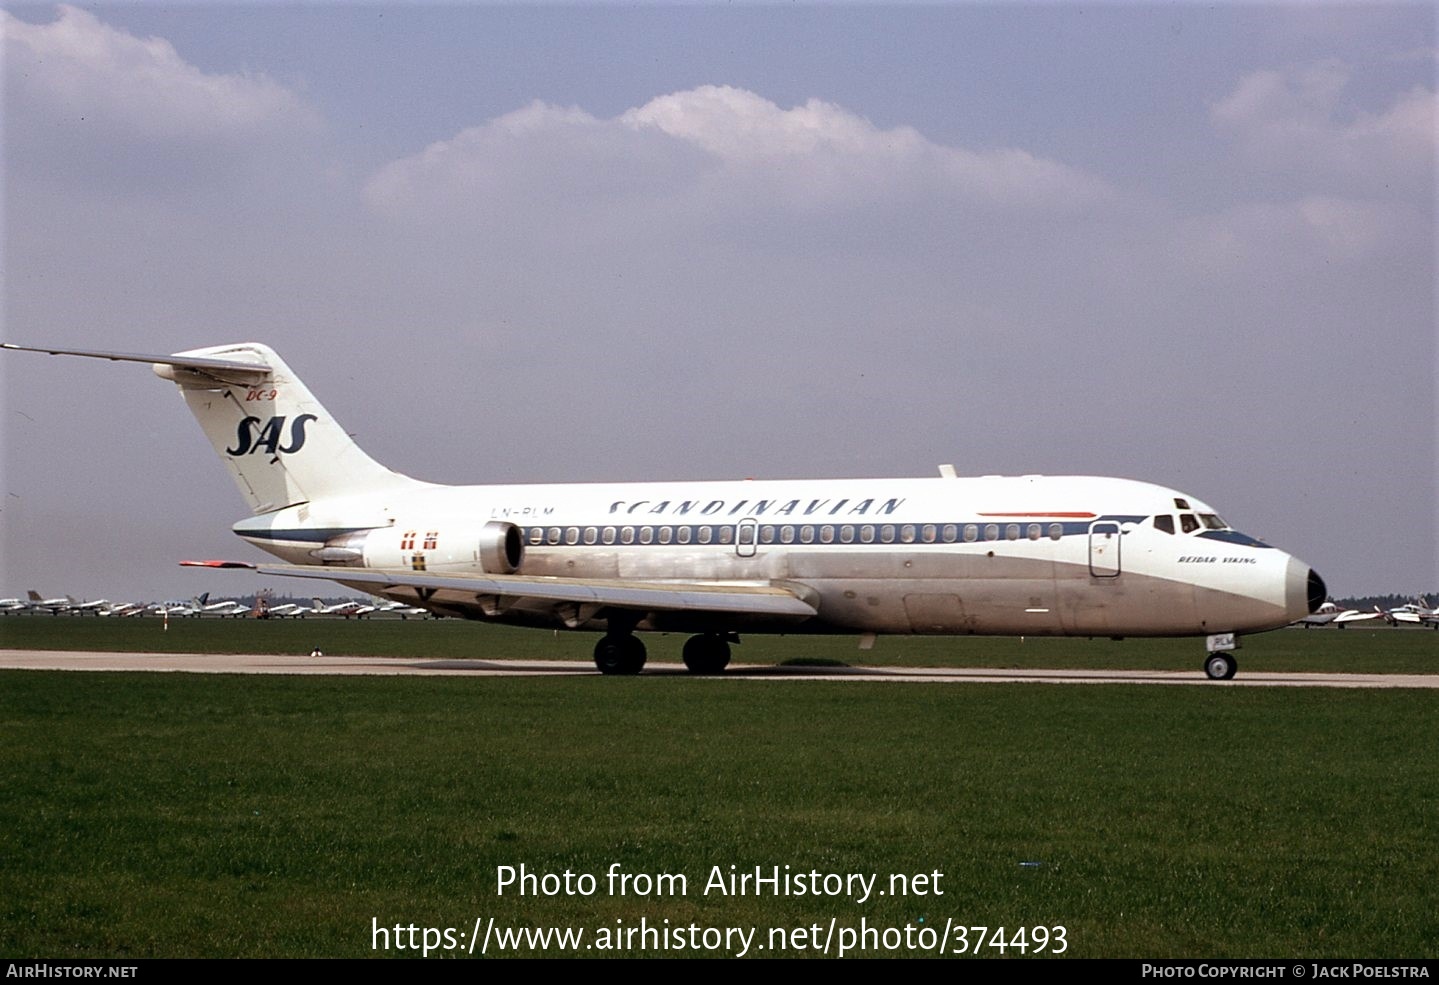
[2, 649, 1436, 688]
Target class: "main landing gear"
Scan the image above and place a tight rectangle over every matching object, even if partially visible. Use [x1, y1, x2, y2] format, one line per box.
[590, 627, 736, 676]
[593, 633, 647, 675]
[682, 633, 733, 675]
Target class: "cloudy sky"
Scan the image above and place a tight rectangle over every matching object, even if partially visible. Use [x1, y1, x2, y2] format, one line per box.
[2, 2, 1434, 605]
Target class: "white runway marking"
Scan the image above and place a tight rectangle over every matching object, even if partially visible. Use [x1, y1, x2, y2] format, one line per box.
[2, 650, 1436, 688]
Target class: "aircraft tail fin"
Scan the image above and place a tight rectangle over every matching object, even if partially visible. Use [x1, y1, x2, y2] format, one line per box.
[155, 343, 422, 514]
[3, 341, 423, 515]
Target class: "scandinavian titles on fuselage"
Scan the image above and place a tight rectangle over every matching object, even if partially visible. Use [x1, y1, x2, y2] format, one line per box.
[605, 497, 907, 518]
[489, 496, 911, 521]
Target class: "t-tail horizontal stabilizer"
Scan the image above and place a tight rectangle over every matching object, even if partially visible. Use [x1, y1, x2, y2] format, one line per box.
[4, 341, 422, 516]
[1, 342, 271, 379]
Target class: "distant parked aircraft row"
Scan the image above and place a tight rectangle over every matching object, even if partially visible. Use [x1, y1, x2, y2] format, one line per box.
[1293, 598, 1439, 629]
[1, 591, 429, 619]
[10, 587, 1431, 629]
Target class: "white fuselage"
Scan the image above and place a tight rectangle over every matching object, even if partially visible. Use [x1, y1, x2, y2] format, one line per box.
[233, 473, 1317, 639]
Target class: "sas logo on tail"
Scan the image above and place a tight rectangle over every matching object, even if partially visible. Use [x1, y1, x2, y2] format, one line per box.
[226, 414, 318, 456]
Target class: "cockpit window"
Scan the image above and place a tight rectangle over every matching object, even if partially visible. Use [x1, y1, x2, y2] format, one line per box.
[1199, 513, 1226, 530]
[1174, 498, 1191, 510]
[1180, 513, 1200, 534]
[1153, 515, 1175, 535]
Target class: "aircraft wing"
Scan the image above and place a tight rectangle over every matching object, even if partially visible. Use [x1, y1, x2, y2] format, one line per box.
[251, 563, 819, 623]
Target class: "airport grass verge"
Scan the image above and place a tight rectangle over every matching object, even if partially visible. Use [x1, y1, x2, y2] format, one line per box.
[1, 670, 1436, 957]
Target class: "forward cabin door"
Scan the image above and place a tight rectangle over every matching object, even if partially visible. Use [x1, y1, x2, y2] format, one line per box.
[1088, 520, 1122, 577]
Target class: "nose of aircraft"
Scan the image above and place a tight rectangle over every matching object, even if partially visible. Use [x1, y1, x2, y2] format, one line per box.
[1286, 556, 1327, 621]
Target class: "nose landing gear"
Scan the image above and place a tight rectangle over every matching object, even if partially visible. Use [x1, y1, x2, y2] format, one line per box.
[1203, 633, 1239, 680]
[1204, 652, 1237, 681]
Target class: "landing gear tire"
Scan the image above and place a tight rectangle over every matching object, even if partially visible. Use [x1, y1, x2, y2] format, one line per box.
[594, 634, 646, 675]
[683, 634, 731, 675]
[1204, 652, 1237, 681]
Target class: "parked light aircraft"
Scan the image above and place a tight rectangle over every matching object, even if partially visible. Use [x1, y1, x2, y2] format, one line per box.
[257, 599, 306, 618]
[198, 596, 253, 618]
[371, 600, 429, 619]
[26, 591, 74, 613]
[147, 599, 202, 618]
[1292, 600, 1381, 628]
[1388, 598, 1439, 629]
[69, 598, 118, 614]
[310, 597, 371, 617]
[2, 342, 1327, 679]
[97, 601, 144, 617]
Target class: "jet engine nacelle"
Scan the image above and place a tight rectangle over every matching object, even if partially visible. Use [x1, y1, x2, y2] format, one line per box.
[313, 520, 524, 574]
[475, 520, 525, 574]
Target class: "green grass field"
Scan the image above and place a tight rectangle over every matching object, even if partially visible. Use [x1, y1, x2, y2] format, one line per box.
[1, 623, 1435, 958]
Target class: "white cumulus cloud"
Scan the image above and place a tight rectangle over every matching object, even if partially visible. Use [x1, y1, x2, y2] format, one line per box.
[1211, 60, 1435, 194]
[364, 84, 1112, 222]
[4, 5, 320, 190]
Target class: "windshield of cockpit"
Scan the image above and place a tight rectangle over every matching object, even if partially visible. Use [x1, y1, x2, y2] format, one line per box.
[1150, 512, 1227, 535]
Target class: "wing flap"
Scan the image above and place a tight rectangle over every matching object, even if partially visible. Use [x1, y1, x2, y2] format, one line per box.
[254, 564, 818, 620]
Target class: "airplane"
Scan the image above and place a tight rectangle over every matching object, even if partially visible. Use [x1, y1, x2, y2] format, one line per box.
[1, 341, 1329, 680]
[1387, 598, 1439, 629]
[309, 597, 370, 617]
[198, 596, 253, 618]
[69, 598, 119, 615]
[97, 601, 144, 617]
[26, 591, 74, 614]
[147, 600, 201, 618]
[256, 599, 307, 618]
[370, 600, 429, 619]
[1292, 600, 1382, 628]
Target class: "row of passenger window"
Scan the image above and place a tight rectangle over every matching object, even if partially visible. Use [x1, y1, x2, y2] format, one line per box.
[522, 522, 1067, 548]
